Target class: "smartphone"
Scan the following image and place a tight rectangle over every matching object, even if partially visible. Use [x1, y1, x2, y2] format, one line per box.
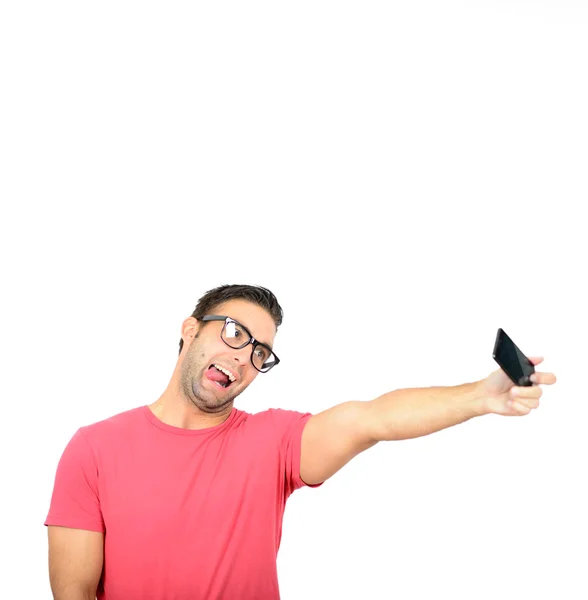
[492, 328, 535, 387]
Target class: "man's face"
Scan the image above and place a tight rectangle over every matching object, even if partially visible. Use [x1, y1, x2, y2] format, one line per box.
[179, 299, 277, 414]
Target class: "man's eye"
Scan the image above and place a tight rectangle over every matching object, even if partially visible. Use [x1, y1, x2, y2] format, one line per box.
[225, 323, 243, 339]
[256, 348, 268, 359]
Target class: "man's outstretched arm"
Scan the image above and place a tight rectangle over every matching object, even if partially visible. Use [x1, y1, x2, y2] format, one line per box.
[300, 357, 556, 486]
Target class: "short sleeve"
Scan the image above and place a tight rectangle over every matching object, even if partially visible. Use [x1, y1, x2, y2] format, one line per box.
[44, 428, 105, 533]
[268, 409, 324, 495]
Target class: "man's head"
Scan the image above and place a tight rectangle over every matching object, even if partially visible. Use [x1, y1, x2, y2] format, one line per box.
[177, 285, 283, 414]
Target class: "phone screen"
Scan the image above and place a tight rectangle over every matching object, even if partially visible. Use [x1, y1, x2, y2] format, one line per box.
[492, 328, 535, 386]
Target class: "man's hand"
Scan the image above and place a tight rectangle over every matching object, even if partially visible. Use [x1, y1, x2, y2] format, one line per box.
[480, 357, 557, 416]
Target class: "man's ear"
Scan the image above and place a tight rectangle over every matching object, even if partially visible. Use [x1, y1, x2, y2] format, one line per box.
[181, 317, 201, 348]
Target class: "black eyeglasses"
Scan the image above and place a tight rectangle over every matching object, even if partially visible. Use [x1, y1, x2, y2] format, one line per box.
[199, 315, 280, 373]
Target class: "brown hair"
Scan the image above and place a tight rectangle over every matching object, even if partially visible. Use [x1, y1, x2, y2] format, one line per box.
[178, 284, 283, 354]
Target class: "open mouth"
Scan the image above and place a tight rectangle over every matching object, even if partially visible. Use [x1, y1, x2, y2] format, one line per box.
[205, 364, 236, 389]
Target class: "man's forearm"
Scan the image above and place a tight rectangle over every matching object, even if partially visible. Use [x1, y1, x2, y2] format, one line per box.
[367, 381, 488, 442]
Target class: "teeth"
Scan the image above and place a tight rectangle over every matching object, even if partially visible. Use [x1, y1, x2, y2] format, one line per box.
[214, 364, 236, 382]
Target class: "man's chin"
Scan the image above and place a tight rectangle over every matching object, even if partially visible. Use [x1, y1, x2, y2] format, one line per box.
[191, 379, 239, 411]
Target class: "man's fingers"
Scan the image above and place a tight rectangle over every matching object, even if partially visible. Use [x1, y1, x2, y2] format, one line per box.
[518, 397, 540, 410]
[530, 372, 557, 385]
[502, 358, 555, 416]
[512, 386, 543, 399]
[510, 400, 532, 415]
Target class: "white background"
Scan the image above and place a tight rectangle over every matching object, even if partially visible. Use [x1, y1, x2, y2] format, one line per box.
[1, 1, 586, 598]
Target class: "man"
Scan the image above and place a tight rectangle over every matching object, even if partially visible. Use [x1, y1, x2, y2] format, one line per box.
[45, 284, 557, 600]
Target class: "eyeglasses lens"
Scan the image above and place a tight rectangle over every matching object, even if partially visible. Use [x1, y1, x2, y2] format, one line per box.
[222, 321, 277, 372]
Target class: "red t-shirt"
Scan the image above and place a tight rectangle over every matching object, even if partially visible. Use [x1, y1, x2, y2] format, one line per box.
[45, 405, 322, 599]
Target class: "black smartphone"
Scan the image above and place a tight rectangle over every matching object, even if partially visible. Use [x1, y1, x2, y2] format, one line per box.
[492, 328, 535, 387]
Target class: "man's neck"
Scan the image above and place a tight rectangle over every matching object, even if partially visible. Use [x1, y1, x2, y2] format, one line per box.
[148, 383, 233, 430]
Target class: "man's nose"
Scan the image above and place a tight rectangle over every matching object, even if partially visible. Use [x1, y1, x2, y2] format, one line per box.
[231, 345, 250, 366]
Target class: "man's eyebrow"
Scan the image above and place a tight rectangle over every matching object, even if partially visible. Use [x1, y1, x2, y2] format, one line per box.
[234, 318, 274, 350]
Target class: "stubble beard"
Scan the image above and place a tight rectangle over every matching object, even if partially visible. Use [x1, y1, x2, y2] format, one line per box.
[179, 344, 239, 414]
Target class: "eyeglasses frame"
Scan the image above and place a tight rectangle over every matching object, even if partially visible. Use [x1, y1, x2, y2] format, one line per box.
[198, 315, 280, 373]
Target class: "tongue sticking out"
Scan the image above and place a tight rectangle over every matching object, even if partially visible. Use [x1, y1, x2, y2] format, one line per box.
[207, 365, 230, 387]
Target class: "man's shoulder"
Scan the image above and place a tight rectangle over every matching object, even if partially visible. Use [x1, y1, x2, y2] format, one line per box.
[252, 407, 313, 420]
[239, 407, 313, 435]
[240, 406, 310, 420]
[78, 405, 145, 441]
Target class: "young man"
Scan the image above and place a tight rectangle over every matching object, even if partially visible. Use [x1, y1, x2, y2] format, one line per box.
[45, 284, 557, 600]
